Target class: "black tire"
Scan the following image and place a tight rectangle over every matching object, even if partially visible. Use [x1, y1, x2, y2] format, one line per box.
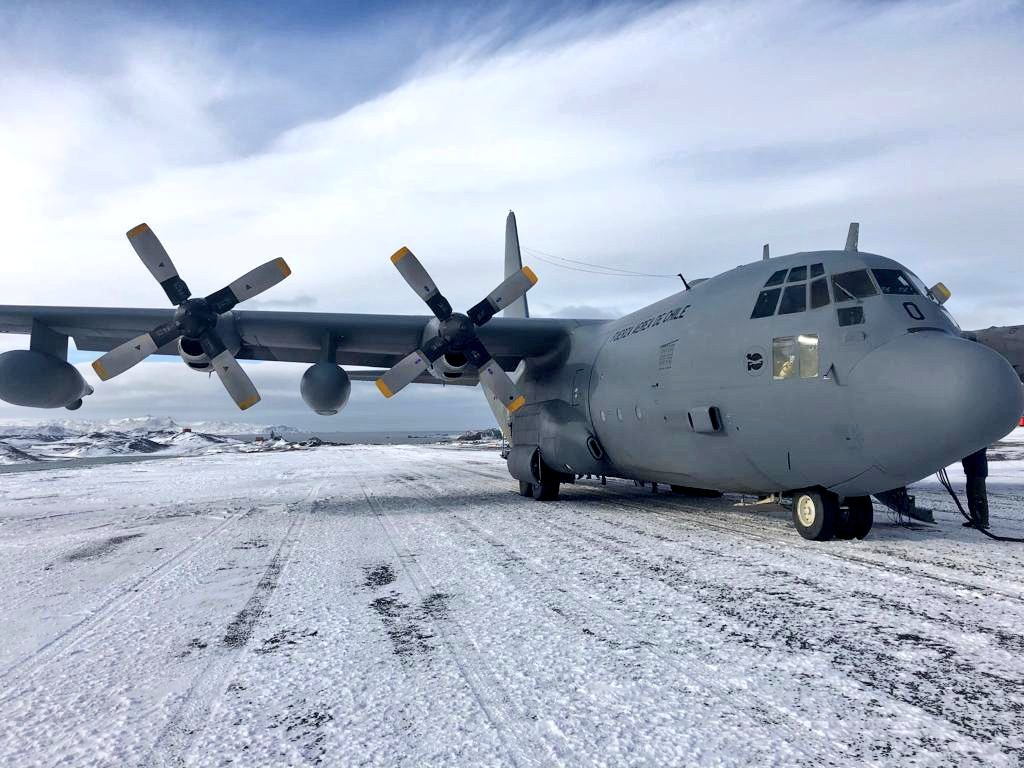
[533, 477, 561, 501]
[792, 489, 839, 541]
[846, 496, 874, 540]
[519, 481, 534, 497]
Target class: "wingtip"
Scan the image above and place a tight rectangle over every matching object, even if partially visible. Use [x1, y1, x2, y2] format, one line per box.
[508, 395, 526, 412]
[126, 223, 150, 239]
[375, 378, 394, 398]
[91, 359, 110, 381]
[521, 266, 538, 285]
[390, 246, 411, 265]
[238, 394, 261, 411]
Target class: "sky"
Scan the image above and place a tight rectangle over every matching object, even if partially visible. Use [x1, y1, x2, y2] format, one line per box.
[1, 0, 1023, 430]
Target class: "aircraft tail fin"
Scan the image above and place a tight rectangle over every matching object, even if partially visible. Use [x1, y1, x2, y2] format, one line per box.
[503, 211, 530, 319]
[483, 211, 529, 440]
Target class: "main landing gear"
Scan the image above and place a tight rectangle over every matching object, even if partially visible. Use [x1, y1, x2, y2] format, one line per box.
[519, 477, 561, 501]
[791, 488, 873, 541]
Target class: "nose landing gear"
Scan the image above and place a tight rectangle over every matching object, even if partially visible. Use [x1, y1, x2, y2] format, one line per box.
[791, 489, 873, 541]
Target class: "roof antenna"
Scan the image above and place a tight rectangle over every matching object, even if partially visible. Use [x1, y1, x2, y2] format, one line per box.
[677, 273, 691, 289]
[762, 243, 770, 261]
[845, 222, 859, 252]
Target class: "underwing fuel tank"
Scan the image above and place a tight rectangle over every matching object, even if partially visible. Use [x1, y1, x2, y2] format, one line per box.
[0, 350, 94, 409]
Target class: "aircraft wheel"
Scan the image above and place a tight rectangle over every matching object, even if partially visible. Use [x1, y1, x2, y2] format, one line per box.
[533, 477, 561, 501]
[792, 489, 839, 541]
[519, 481, 534, 497]
[845, 496, 874, 539]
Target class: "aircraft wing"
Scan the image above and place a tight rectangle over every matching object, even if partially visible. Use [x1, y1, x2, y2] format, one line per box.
[966, 325, 1024, 382]
[0, 305, 599, 372]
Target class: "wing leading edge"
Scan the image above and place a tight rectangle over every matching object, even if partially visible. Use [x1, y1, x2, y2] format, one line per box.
[0, 305, 602, 372]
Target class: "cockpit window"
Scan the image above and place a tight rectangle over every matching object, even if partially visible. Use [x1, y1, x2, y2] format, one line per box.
[831, 269, 877, 302]
[764, 269, 787, 287]
[810, 263, 824, 278]
[787, 266, 807, 282]
[778, 284, 806, 315]
[872, 268, 919, 295]
[751, 288, 782, 318]
[810, 277, 830, 309]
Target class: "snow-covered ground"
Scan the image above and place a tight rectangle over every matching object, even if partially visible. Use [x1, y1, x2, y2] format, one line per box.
[2, 436, 1024, 766]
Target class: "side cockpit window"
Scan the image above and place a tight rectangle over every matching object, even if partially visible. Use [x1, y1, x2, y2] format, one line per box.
[751, 288, 782, 318]
[872, 268, 919, 295]
[831, 269, 877, 302]
[772, 334, 819, 380]
[778, 284, 806, 315]
[753, 264, 831, 318]
[810, 278, 830, 309]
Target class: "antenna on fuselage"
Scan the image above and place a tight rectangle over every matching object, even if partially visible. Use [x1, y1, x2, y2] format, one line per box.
[677, 273, 691, 290]
[845, 222, 860, 252]
[762, 243, 770, 260]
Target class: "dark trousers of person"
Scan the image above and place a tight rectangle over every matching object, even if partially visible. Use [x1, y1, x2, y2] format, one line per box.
[961, 448, 990, 529]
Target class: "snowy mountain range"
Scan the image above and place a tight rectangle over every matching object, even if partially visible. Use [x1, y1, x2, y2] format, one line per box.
[0, 417, 308, 465]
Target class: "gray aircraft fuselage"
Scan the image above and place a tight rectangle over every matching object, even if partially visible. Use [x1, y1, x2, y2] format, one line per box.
[512, 249, 1024, 497]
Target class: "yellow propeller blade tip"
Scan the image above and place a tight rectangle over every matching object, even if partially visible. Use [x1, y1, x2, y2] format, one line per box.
[508, 395, 526, 412]
[126, 223, 150, 238]
[375, 379, 394, 398]
[238, 394, 261, 411]
[275, 258, 292, 278]
[521, 266, 538, 285]
[91, 360, 110, 381]
[390, 246, 412, 265]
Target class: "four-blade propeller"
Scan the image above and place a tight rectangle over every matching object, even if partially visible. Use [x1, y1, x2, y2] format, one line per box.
[376, 246, 537, 412]
[91, 224, 291, 410]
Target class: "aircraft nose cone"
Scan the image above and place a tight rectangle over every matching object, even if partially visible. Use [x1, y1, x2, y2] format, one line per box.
[848, 332, 1023, 486]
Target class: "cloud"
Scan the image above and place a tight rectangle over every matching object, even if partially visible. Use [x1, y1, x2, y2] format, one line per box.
[1, 0, 1023, 425]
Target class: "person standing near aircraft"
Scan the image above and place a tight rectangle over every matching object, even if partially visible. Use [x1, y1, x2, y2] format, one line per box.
[961, 448, 990, 530]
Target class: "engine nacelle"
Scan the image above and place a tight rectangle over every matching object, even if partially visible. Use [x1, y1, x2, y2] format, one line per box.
[301, 362, 351, 415]
[429, 351, 470, 381]
[178, 337, 213, 372]
[0, 350, 94, 409]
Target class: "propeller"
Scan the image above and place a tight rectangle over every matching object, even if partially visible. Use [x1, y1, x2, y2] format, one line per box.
[376, 246, 537, 412]
[91, 223, 291, 410]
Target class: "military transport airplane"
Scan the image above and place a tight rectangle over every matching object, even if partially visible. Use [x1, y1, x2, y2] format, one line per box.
[1, 215, 1022, 542]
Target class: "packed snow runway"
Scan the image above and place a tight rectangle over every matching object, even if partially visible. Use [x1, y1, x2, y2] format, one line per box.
[2, 441, 1024, 767]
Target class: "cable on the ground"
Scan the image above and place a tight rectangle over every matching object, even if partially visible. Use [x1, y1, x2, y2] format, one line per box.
[936, 467, 1024, 542]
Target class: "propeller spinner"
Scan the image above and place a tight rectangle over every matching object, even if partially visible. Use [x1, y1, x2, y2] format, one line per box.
[91, 224, 291, 410]
[376, 246, 536, 412]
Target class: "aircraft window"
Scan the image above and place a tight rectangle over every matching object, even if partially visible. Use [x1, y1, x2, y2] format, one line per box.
[787, 266, 807, 282]
[810, 278, 830, 309]
[837, 306, 864, 326]
[831, 269, 877, 302]
[810, 263, 824, 278]
[872, 268, 919, 295]
[751, 288, 782, 319]
[798, 334, 819, 378]
[778, 284, 807, 315]
[764, 269, 787, 287]
[772, 337, 797, 379]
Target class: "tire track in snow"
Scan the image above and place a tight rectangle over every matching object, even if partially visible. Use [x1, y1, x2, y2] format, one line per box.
[147, 483, 321, 768]
[358, 481, 551, 768]
[394, 470, 838, 765]
[0, 504, 249, 688]
[526, 494, 1022, 764]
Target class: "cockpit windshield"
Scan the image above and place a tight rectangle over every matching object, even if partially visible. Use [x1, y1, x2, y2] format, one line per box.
[872, 269, 918, 295]
[831, 270, 877, 302]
